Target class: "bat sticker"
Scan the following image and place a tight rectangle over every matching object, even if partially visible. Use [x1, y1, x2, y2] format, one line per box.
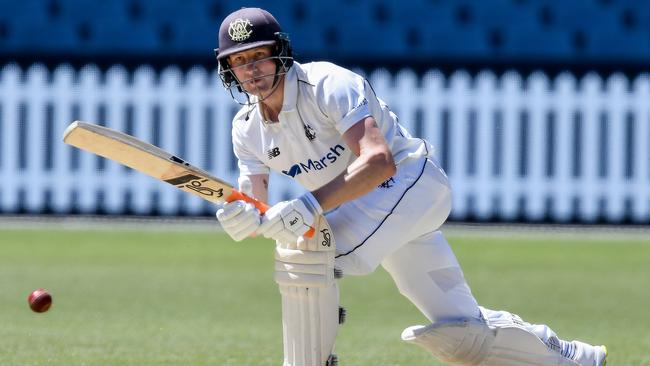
[320, 228, 331, 247]
[165, 174, 224, 197]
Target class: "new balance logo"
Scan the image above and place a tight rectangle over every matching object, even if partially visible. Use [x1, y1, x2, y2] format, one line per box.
[267, 147, 281, 159]
[282, 144, 346, 178]
[378, 177, 396, 189]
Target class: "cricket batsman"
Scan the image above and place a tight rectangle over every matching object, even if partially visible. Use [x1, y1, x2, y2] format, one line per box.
[214, 7, 607, 366]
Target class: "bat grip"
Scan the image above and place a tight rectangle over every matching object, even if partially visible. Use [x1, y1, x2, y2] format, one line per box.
[226, 190, 270, 214]
[226, 190, 315, 238]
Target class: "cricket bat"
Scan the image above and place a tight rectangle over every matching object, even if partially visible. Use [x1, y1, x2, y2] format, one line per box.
[63, 121, 315, 237]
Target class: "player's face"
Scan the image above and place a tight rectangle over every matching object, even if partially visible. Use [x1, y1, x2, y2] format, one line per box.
[228, 47, 278, 97]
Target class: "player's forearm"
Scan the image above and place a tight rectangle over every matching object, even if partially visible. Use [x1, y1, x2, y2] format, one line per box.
[244, 174, 270, 203]
[312, 148, 396, 212]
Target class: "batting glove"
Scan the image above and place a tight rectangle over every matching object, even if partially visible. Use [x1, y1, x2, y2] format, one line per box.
[216, 200, 261, 242]
[257, 192, 323, 243]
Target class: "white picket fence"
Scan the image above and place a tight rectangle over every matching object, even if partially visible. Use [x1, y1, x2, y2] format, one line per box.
[0, 63, 648, 223]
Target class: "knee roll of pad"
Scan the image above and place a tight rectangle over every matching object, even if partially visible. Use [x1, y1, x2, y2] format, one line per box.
[275, 215, 344, 366]
[402, 318, 580, 366]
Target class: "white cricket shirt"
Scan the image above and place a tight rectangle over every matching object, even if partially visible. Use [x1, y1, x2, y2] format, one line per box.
[231, 61, 433, 191]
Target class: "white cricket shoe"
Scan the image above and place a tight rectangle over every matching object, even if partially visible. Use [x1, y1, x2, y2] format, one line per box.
[565, 341, 607, 366]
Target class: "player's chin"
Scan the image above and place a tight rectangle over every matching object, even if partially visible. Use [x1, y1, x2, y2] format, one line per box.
[244, 84, 272, 98]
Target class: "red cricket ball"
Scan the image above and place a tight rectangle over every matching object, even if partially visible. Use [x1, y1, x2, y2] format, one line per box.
[28, 288, 52, 313]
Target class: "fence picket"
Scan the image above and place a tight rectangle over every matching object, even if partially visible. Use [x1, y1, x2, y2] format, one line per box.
[447, 71, 473, 219]
[579, 73, 603, 222]
[0, 64, 21, 212]
[631, 74, 650, 222]
[605, 74, 629, 221]
[51, 65, 75, 213]
[552, 73, 577, 221]
[421, 70, 445, 163]
[525, 72, 551, 221]
[473, 71, 497, 220]
[500, 72, 524, 220]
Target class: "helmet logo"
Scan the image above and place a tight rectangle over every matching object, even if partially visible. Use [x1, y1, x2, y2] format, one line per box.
[228, 18, 253, 42]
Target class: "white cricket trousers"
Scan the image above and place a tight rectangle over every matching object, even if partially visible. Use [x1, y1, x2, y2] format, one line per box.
[327, 156, 479, 321]
[327, 156, 582, 354]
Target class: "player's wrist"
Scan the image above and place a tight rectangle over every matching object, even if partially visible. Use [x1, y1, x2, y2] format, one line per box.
[298, 191, 323, 216]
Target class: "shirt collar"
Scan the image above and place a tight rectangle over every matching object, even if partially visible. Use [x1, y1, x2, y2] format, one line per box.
[281, 62, 299, 112]
[252, 62, 299, 124]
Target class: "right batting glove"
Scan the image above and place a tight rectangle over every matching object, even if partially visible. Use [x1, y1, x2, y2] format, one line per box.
[216, 200, 261, 242]
[257, 192, 322, 244]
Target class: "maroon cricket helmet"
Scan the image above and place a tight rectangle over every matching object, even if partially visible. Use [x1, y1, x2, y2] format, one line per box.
[215, 7, 284, 61]
[214, 7, 293, 97]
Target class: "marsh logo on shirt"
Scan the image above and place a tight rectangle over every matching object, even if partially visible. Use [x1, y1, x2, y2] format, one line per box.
[282, 144, 346, 178]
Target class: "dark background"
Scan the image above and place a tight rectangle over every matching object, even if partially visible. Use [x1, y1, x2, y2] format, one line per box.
[1, 0, 649, 76]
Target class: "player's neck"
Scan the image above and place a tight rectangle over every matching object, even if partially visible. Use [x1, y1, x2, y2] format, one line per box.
[260, 78, 285, 123]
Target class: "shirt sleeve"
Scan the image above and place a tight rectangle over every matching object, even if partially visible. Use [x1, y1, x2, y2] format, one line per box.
[318, 67, 371, 134]
[232, 123, 270, 176]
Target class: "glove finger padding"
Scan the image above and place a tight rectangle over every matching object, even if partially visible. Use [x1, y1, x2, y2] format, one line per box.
[216, 201, 245, 221]
[257, 202, 288, 233]
[220, 204, 259, 229]
[258, 198, 315, 242]
[261, 218, 298, 243]
[259, 214, 284, 236]
[216, 201, 261, 242]
[229, 217, 261, 242]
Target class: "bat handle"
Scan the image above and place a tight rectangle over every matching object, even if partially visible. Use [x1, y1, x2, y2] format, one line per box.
[304, 227, 316, 238]
[226, 190, 270, 214]
[226, 190, 315, 238]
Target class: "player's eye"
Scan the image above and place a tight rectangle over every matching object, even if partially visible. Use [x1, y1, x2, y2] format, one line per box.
[231, 57, 244, 66]
[257, 49, 273, 59]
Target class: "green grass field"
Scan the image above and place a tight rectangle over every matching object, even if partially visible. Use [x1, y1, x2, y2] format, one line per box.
[1, 225, 649, 365]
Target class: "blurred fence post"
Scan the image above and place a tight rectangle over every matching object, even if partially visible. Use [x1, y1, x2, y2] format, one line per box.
[473, 71, 498, 220]
[51, 65, 75, 213]
[604, 74, 629, 222]
[0, 64, 21, 212]
[578, 73, 603, 223]
[631, 74, 650, 222]
[524, 72, 551, 222]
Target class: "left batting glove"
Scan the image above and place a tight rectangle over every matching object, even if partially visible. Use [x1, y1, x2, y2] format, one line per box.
[216, 201, 261, 242]
[257, 192, 323, 243]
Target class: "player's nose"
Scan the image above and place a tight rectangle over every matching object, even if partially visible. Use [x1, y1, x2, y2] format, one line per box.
[242, 62, 259, 77]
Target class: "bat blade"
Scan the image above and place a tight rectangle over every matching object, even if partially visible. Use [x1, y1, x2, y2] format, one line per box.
[62, 121, 268, 212]
[63, 121, 315, 238]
